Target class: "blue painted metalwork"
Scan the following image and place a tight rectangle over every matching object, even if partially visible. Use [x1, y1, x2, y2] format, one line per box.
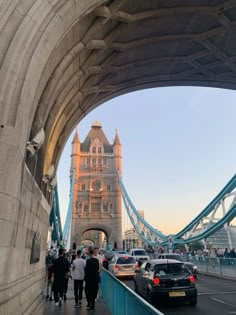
[62, 169, 75, 247]
[49, 185, 63, 244]
[117, 171, 167, 246]
[117, 171, 236, 247]
[100, 268, 164, 315]
[175, 174, 236, 239]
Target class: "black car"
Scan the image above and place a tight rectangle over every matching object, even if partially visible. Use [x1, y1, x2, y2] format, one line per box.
[134, 259, 197, 306]
[157, 253, 198, 278]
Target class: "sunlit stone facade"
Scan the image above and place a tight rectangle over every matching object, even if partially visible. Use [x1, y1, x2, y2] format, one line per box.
[70, 122, 122, 249]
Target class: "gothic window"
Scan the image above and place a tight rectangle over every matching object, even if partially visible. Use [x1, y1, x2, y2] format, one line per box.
[81, 184, 86, 191]
[98, 147, 102, 154]
[83, 205, 88, 212]
[109, 202, 113, 209]
[92, 180, 101, 191]
[92, 158, 96, 165]
[107, 184, 112, 191]
[91, 203, 101, 212]
[86, 158, 90, 165]
[98, 158, 102, 165]
[92, 146, 96, 154]
[103, 158, 107, 165]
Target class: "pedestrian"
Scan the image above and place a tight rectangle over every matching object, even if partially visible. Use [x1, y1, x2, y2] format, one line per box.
[63, 251, 71, 301]
[84, 249, 99, 310]
[72, 250, 86, 308]
[93, 247, 103, 298]
[45, 261, 54, 301]
[51, 248, 70, 307]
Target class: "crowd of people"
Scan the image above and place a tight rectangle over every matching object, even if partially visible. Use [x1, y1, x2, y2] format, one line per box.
[45, 246, 103, 309]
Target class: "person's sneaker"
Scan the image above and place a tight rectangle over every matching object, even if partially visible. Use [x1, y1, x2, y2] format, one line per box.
[86, 304, 90, 309]
[74, 304, 79, 308]
[49, 297, 52, 301]
[58, 298, 62, 307]
[55, 302, 59, 307]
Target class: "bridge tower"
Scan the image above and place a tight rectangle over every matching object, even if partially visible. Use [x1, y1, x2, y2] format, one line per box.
[70, 122, 122, 249]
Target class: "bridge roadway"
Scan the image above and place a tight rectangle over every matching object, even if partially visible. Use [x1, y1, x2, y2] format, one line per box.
[123, 274, 236, 315]
[43, 274, 236, 314]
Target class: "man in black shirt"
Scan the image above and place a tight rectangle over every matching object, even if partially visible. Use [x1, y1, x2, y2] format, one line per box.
[84, 249, 99, 310]
[52, 248, 70, 307]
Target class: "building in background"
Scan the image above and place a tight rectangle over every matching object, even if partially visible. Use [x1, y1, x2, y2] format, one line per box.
[70, 121, 122, 249]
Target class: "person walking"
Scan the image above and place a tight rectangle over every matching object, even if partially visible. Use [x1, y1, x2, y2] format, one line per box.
[51, 248, 70, 307]
[84, 249, 99, 310]
[72, 250, 86, 308]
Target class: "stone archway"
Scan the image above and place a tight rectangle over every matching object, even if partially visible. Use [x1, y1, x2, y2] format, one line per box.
[73, 223, 113, 249]
[1, 1, 236, 313]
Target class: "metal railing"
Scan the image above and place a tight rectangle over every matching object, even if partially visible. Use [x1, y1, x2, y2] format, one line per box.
[100, 268, 164, 315]
[191, 256, 236, 279]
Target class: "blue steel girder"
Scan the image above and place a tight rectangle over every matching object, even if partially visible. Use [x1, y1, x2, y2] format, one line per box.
[118, 171, 236, 247]
[62, 169, 75, 247]
[117, 172, 168, 246]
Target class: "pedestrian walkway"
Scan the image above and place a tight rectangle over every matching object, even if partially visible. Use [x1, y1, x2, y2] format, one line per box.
[43, 281, 110, 315]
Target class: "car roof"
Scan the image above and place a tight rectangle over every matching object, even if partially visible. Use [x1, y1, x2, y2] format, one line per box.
[130, 248, 147, 251]
[148, 259, 184, 265]
[115, 254, 134, 258]
[159, 253, 181, 256]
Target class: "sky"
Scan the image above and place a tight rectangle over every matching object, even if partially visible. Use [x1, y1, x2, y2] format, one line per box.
[57, 86, 236, 236]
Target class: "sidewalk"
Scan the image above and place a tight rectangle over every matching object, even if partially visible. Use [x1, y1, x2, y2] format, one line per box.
[43, 280, 111, 315]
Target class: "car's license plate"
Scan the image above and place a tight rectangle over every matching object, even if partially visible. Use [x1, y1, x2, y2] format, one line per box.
[169, 291, 186, 297]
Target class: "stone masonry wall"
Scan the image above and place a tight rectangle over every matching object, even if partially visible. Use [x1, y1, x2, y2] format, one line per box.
[0, 165, 50, 315]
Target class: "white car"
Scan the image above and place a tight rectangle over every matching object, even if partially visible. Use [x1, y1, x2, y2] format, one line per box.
[129, 248, 150, 264]
[108, 254, 139, 278]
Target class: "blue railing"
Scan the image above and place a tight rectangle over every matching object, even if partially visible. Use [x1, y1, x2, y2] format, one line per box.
[191, 256, 236, 279]
[100, 268, 164, 315]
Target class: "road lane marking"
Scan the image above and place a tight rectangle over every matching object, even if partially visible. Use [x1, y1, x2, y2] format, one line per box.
[199, 291, 236, 296]
[211, 297, 236, 308]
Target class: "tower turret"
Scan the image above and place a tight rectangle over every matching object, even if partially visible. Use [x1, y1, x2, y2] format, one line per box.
[113, 129, 122, 175]
[71, 128, 80, 180]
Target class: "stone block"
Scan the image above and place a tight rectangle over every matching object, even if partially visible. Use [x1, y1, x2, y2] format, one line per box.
[8, 248, 25, 284]
[0, 142, 22, 198]
[0, 219, 16, 247]
[0, 247, 12, 288]
[14, 225, 27, 248]
[21, 182, 33, 210]
[0, 193, 19, 223]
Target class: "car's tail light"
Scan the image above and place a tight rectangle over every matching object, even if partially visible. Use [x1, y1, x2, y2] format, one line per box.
[114, 265, 119, 270]
[153, 277, 160, 285]
[135, 263, 139, 269]
[189, 275, 195, 283]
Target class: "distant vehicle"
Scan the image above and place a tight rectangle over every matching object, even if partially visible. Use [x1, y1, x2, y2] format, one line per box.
[108, 254, 139, 278]
[157, 253, 198, 278]
[129, 248, 150, 265]
[134, 259, 197, 306]
[112, 250, 127, 255]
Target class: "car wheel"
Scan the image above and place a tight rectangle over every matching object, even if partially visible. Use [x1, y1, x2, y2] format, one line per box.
[147, 290, 153, 305]
[189, 298, 197, 306]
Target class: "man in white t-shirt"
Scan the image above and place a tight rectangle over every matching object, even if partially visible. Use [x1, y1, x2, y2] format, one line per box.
[93, 247, 103, 272]
[72, 250, 86, 308]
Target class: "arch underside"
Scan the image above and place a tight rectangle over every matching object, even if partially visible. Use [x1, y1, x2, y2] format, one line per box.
[1, 1, 236, 182]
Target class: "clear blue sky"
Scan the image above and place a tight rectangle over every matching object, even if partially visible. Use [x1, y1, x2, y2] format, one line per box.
[57, 86, 236, 235]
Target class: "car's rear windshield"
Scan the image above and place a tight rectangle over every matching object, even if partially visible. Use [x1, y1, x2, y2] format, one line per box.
[165, 254, 185, 261]
[117, 257, 136, 264]
[155, 263, 189, 276]
[134, 250, 147, 255]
